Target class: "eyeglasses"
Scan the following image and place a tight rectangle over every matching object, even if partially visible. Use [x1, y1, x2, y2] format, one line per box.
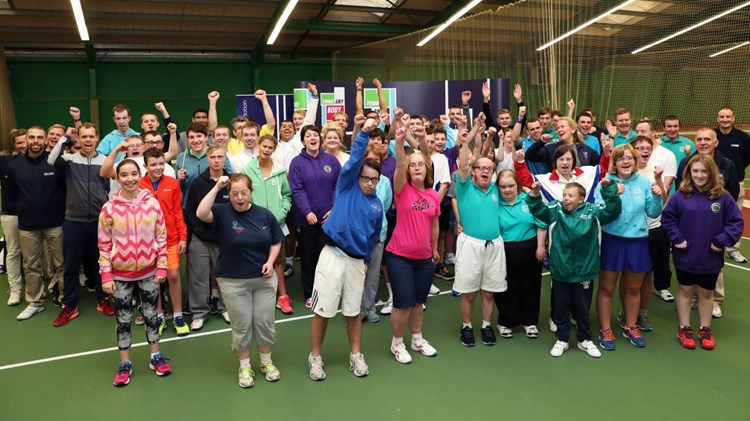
[615, 156, 635, 163]
[359, 175, 379, 185]
[473, 165, 495, 173]
[145, 141, 164, 146]
[409, 162, 426, 168]
[634, 146, 652, 152]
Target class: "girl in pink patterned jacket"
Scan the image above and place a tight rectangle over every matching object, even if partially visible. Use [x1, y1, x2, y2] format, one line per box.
[98, 159, 171, 387]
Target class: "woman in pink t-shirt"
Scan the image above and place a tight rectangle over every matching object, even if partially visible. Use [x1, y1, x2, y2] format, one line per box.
[384, 127, 441, 365]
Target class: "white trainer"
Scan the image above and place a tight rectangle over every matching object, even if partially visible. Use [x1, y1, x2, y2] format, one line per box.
[391, 342, 413, 364]
[550, 340, 569, 357]
[349, 353, 369, 377]
[380, 298, 393, 315]
[577, 340, 602, 358]
[190, 318, 204, 331]
[7, 290, 21, 306]
[410, 337, 437, 357]
[16, 305, 44, 321]
[308, 354, 326, 381]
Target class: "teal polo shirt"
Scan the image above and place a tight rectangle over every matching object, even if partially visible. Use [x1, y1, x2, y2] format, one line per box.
[613, 129, 636, 147]
[660, 134, 696, 165]
[456, 174, 501, 241]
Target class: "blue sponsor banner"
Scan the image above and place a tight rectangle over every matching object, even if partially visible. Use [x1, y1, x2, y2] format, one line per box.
[234, 79, 510, 133]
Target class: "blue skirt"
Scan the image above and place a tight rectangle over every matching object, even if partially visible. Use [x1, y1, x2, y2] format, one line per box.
[600, 232, 651, 273]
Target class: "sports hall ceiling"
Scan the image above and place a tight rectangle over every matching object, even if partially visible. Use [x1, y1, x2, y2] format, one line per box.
[0, 1, 747, 62]
[0, 0, 516, 60]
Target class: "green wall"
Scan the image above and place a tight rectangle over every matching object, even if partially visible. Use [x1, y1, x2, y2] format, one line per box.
[7, 58, 332, 132]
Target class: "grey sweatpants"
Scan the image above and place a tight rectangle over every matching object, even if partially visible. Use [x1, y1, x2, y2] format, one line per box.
[217, 274, 278, 352]
[188, 237, 226, 319]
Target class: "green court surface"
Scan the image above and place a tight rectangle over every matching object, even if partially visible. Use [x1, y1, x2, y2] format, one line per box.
[1, 241, 749, 421]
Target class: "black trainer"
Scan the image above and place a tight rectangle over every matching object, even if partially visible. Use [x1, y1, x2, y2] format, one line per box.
[481, 325, 497, 346]
[460, 326, 475, 347]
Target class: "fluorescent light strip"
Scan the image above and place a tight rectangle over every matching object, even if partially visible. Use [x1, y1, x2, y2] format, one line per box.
[267, 0, 298, 45]
[417, 0, 483, 47]
[632, 1, 750, 54]
[69, 0, 89, 41]
[537, 0, 636, 51]
[710, 41, 750, 58]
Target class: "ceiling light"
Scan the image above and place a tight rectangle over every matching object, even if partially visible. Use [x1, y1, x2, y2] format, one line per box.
[537, 0, 636, 51]
[70, 0, 89, 41]
[632, 1, 750, 54]
[417, 0, 483, 47]
[710, 41, 750, 57]
[267, 0, 299, 45]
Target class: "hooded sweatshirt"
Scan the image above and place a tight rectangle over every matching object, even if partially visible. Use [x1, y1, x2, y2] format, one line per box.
[288, 149, 342, 227]
[242, 158, 292, 227]
[98, 189, 168, 283]
[661, 190, 744, 274]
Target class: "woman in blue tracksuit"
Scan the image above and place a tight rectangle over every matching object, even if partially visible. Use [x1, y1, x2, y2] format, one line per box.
[595, 144, 662, 350]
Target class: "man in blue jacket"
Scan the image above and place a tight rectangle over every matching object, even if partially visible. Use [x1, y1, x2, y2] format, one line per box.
[308, 115, 383, 381]
[6, 126, 66, 321]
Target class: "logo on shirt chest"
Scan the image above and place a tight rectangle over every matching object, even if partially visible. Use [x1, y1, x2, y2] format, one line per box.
[711, 203, 721, 213]
[232, 221, 245, 234]
[323, 165, 332, 173]
[411, 197, 432, 211]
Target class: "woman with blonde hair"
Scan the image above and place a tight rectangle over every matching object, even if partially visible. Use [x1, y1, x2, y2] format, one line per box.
[322, 122, 350, 166]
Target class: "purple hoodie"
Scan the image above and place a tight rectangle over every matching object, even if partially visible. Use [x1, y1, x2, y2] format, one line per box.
[661, 190, 744, 274]
[288, 149, 342, 227]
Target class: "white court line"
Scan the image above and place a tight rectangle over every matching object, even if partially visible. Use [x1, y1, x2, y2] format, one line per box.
[0, 273, 558, 372]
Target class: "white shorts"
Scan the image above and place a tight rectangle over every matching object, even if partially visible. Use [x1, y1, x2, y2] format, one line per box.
[311, 245, 366, 318]
[453, 233, 507, 293]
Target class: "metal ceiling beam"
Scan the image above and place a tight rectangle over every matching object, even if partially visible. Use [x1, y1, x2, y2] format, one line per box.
[285, 22, 419, 33]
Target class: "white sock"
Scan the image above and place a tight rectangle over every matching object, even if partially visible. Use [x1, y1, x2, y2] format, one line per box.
[239, 358, 250, 368]
[462, 322, 472, 329]
[412, 332, 423, 341]
[391, 336, 403, 347]
[156, 312, 164, 321]
[482, 320, 491, 328]
[173, 312, 183, 319]
[211, 288, 219, 298]
[259, 353, 272, 364]
[285, 256, 293, 265]
[150, 352, 160, 359]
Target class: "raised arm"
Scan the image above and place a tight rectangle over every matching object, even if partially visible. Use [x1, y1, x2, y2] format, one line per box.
[256, 89, 275, 130]
[69, 107, 82, 129]
[100, 139, 128, 179]
[197, 176, 229, 223]
[566, 98, 575, 119]
[355, 77, 364, 116]
[303, 83, 319, 126]
[373, 78, 387, 114]
[512, 105, 526, 147]
[458, 129, 471, 182]
[393, 127, 408, 194]
[165, 123, 179, 162]
[207, 91, 220, 130]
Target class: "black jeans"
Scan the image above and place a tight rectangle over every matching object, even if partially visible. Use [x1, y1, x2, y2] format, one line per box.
[298, 224, 324, 300]
[648, 226, 672, 291]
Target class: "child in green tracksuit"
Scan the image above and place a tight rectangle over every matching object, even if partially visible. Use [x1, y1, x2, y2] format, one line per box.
[526, 179, 621, 358]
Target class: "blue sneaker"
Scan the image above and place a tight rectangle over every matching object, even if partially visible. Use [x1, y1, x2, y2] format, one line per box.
[598, 328, 616, 350]
[623, 325, 646, 347]
[450, 289, 462, 297]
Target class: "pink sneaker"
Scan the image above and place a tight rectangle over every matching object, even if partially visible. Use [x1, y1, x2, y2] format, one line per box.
[149, 354, 172, 377]
[113, 362, 132, 387]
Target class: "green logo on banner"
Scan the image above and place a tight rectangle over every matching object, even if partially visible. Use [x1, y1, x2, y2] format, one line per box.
[293, 89, 308, 110]
[320, 93, 336, 106]
[363, 88, 395, 110]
